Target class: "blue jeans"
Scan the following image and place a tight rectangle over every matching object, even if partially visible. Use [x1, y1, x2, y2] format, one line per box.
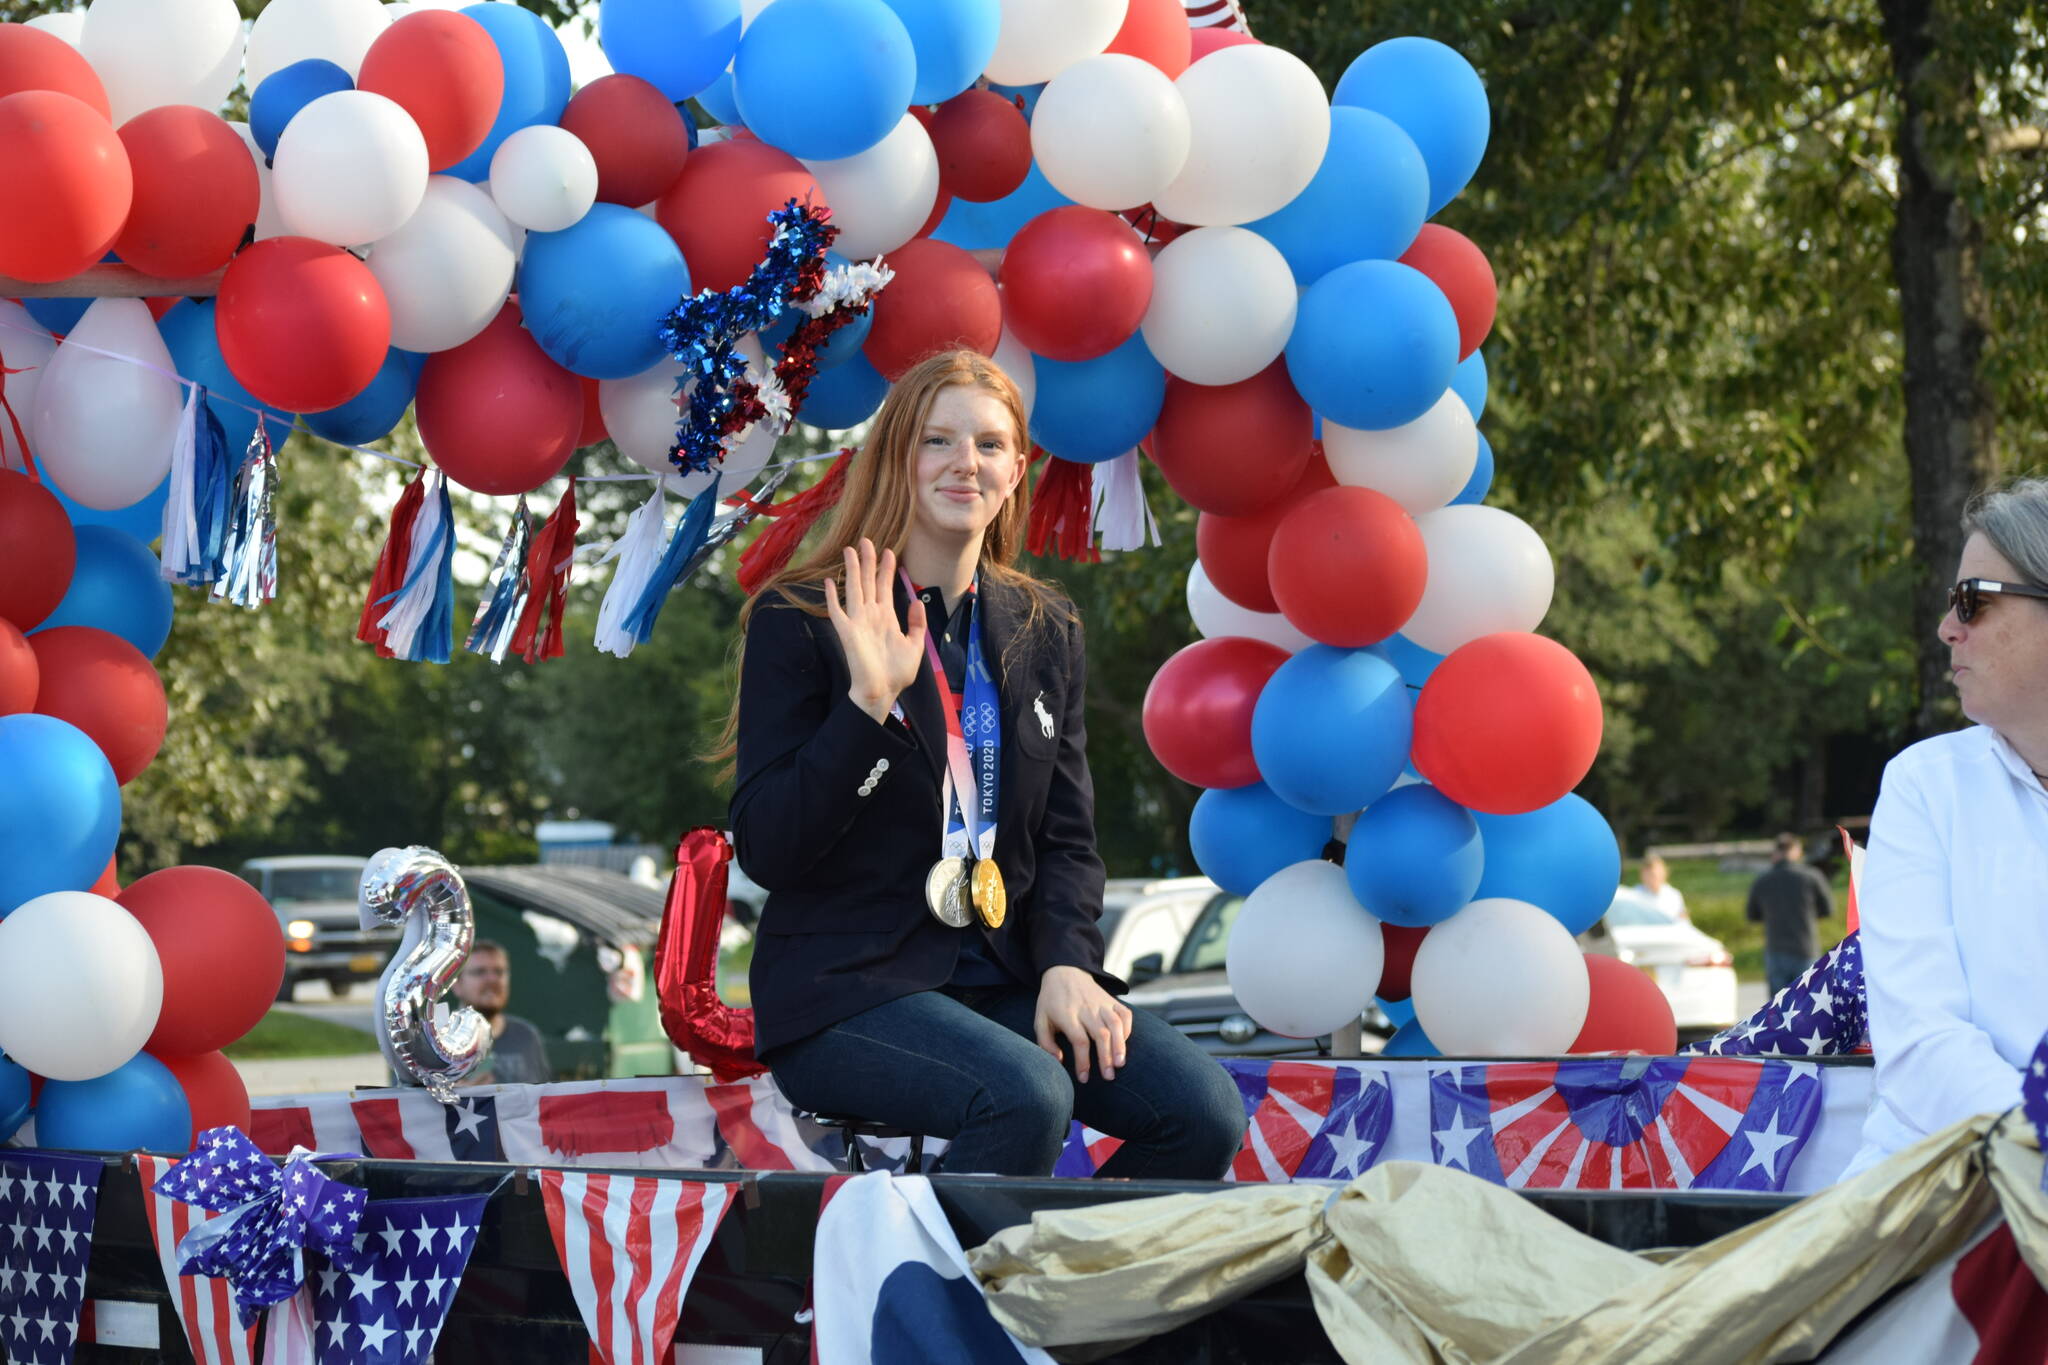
[764, 985, 1246, 1179]
[1764, 950, 1812, 996]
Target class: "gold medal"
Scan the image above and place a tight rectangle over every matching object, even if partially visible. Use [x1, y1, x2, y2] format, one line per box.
[925, 857, 973, 928]
[972, 857, 1006, 929]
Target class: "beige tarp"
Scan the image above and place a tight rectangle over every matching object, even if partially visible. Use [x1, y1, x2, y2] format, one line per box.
[969, 1113, 2046, 1364]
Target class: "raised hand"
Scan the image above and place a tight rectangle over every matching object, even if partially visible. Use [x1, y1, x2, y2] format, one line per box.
[826, 538, 927, 723]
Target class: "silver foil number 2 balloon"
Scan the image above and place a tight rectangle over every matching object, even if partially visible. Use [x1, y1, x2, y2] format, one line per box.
[359, 846, 490, 1103]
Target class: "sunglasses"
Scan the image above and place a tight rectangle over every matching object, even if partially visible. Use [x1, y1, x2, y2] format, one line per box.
[1949, 577, 2048, 624]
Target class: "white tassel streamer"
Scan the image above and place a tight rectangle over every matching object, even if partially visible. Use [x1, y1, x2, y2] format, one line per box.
[1089, 448, 1161, 553]
[592, 482, 671, 659]
[375, 470, 448, 658]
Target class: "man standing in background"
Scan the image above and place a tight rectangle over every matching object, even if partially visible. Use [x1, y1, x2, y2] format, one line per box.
[1746, 834, 1834, 994]
[454, 939, 553, 1086]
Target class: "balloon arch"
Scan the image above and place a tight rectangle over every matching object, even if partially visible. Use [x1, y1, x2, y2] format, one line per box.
[0, 0, 1645, 1152]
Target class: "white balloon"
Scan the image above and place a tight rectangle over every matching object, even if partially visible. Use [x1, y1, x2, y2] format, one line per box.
[227, 121, 292, 241]
[273, 89, 429, 246]
[1155, 46, 1330, 227]
[1187, 561, 1312, 653]
[1403, 504, 1554, 654]
[986, 0, 1128, 86]
[367, 176, 517, 352]
[25, 10, 88, 48]
[489, 125, 599, 233]
[602, 336, 778, 497]
[245, 0, 389, 87]
[0, 303, 57, 476]
[1410, 897, 1590, 1055]
[31, 299, 183, 511]
[1324, 390, 1478, 515]
[1225, 859, 1384, 1039]
[1031, 54, 1190, 212]
[992, 322, 1036, 419]
[1140, 226, 1296, 385]
[0, 892, 164, 1082]
[799, 113, 938, 262]
[81, 0, 244, 124]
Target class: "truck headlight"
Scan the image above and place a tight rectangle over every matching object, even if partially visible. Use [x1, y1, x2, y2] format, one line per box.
[286, 919, 316, 940]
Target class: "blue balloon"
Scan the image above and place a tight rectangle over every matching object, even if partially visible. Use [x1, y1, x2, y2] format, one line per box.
[695, 70, 743, 126]
[1381, 633, 1442, 689]
[1380, 1018, 1438, 1057]
[1473, 794, 1622, 935]
[35, 1053, 191, 1153]
[1251, 645, 1412, 816]
[0, 1054, 26, 1141]
[23, 295, 90, 335]
[734, 0, 916, 160]
[304, 348, 421, 447]
[1190, 783, 1332, 897]
[1286, 260, 1458, 431]
[932, 156, 1069, 249]
[882, 0, 1000, 104]
[1450, 346, 1487, 421]
[518, 205, 690, 379]
[50, 472, 168, 545]
[1451, 431, 1493, 506]
[676, 98, 700, 148]
[249, 59, 353, 160]
[448, 4, 573, 182]
[1376, 995, 1416, 1029]
[157, 300, 295, 456]
[797, 352, 889, 429]
[1345, 783, 1482, 927]
[1029, 334, 1165, 464]
[1333, 37, 1490, 217]
[0, 715, 120, 913]
[33, 525, 174, 658]
[599, 0, 742, 102]
[1246, 107, 1429, 285]
[987, 80, 1043, 121]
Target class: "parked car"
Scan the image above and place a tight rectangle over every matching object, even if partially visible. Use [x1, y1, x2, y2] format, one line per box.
[238, 854, 397, 1001]
[1579, 889, 1740, 1038]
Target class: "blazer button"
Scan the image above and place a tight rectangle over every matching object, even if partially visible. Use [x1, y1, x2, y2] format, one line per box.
[858, 780, 875, 796]
[875, 758, 890, 773]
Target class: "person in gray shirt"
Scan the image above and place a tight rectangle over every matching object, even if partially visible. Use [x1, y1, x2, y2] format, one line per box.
[1746, 833, 1835, 993]
[453, 939, 553, 1087]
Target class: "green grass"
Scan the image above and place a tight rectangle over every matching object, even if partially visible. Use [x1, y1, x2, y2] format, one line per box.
[224, 1010, 379, 1060]
[1639, 858, 1852, 983]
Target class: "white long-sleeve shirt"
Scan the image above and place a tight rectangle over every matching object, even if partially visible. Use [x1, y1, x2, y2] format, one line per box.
[1844, 725, 2048, 1177]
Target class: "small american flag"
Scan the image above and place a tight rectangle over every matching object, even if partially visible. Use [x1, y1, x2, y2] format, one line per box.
[1183, 0, 1250, 33]
[133, 1154, 257, 1365]
[1681, 932, 1869, 1058]
[538, 1172, 732, 1365]
[0, 1150, 102, 1365]
[308, 1193, 489, 1365]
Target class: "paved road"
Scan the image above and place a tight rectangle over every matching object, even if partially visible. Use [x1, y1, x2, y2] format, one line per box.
[235, 1052, 390, 1097]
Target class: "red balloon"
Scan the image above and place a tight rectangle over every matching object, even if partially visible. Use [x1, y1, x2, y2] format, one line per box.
[1195, 450, 1335, 613]
[0, 90, 132, 283]
[1141, 636, 1289, 789]
[1121, 202, 1190, 247]
[0, 617, 35, 715]
[916, 186, 953, 241]
[862, 237, 1002, 380]
[114, 106, 259, 278]
[1400, 224, 1495, 361]
[1147, 362, 1310, 515]
[1189, 27, 1259, 62]
[999, 206, 1153, 362]
[655, 138, 826, 294]
[216, 236, 391, 412]
[88, 852, 119, 898]
[1378, 923, 1428, 1001]
[1571, 953, 1677, 1054]
[927, 89, 1031, 203]
[155, 1049, 252, 1144]
[27, 626, 165, 784]
[416, 301, 582, 495]
[0, 22, 110, 118]
[120, 866, 287, 1056]
[1269, 487, 1426, 647]
[1412, 632, 1605, 815]
[560, 74, 691, 207]
[1104, 0, 1192, 77]
[576, 374, 608, 448]
[356, 10, 505, 171]
[0, 471, 76, 630]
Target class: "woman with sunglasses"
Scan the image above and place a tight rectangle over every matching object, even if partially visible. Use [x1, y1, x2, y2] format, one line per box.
[1846, 477, 2048, 1177]
[711, 349, 1244, 1179]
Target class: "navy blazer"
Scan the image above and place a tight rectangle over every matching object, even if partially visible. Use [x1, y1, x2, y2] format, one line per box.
[729, 573, 1120, 1055]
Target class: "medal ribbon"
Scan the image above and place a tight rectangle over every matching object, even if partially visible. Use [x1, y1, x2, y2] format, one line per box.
[897, 572, 1000, 864]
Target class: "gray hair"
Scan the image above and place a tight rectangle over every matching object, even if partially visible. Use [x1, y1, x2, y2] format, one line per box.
[1964, 477, 2048, 588]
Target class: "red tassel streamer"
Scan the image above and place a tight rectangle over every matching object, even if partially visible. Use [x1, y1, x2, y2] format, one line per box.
[357, 472, 426, 658]
[1027, 451, 1099, 562]
[735, 448, 854, 595]
[0, 362, 39, 480]
[512, 478, 579, 664]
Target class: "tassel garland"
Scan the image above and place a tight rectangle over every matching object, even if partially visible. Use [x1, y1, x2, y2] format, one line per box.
[1027, 452, 1100, 563]
[372, 470, 456, 663]
[735, 447, 854, 594]
[358, 471, 428, 656]
[464, 497, 533, 664]
[1088, 448, 1160, 553]
[624, 472, 723, 647]
[511, 478, 580, 665]
[212, 422, 279, 609]
[592, 483, 672, 659]
[160, 388, 236, 587]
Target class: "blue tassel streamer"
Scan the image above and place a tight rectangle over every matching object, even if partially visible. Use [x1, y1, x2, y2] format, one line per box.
[161, 386, 236, 587]
[624, 473, 722, 646]
[465, 497, 533, 664]
[373, 471, 456, 663]
[212, 422, 278, 609]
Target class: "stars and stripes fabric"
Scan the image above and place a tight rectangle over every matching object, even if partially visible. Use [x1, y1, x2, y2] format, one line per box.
[133, 1154, 256, 1365]
[307, 1193, 488, 1365]
[0, 1150, 101, 1365]
[248, 1095, 365, 1159]
[1182, 0, 1250, 33]
[1682, 932, 1869, 1058]
[1429, 1057, 1825, 1191]
[2024, 1030, 2048, 1194]
[537, 1172, 733, 1365]
[1228, 1060, 1391, 1182]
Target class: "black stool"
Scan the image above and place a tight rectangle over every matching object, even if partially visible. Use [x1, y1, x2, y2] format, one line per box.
[811, 1114, 926, 1173]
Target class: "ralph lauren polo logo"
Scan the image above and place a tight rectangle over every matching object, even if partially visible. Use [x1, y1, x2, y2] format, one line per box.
[1033, 691, 1054, 739]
